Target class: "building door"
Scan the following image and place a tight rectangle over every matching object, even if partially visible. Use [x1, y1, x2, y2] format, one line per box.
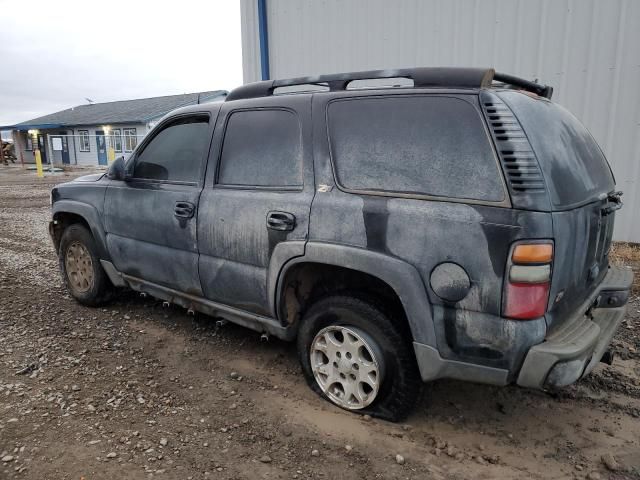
[95, 130, 107, 165]
[61, 136, 70, 164]
[51, 135, 70, 164]
[37, 134, 47, 164]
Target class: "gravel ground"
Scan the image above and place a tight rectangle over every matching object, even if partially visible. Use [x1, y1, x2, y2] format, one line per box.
[1, 165, 639, 480]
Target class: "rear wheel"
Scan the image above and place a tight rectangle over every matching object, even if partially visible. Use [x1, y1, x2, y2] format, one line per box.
[59, 224, 112, 306]
[297, 294, 421, 421]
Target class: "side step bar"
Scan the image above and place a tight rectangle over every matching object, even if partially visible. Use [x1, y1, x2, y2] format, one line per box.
[100, 260, 295, 341]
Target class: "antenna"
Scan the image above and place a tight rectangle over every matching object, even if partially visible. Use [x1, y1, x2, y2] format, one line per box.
[85, 98, 94, 104]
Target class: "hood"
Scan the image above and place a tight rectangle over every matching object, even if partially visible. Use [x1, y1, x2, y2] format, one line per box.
[73, 173, 105, 183]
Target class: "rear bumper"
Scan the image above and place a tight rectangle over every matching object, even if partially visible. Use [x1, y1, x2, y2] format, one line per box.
[517, 266, 633, 389]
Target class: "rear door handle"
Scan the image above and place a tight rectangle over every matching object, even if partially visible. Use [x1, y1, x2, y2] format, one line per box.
[267, 211, 295, 231]
[174, 201, 195, 219]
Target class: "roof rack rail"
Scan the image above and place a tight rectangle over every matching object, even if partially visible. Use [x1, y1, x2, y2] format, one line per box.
[225, 67, 553, 101]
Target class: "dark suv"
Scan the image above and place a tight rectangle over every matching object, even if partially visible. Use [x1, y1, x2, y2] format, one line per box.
[50, 67, 633, 420]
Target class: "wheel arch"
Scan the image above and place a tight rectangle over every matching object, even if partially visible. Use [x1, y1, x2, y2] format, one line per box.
[271, 242, 436, 346]
[52, 200, 109, 260]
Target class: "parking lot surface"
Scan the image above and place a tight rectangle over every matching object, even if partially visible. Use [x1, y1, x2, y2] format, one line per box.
[1, 166, 639, 479]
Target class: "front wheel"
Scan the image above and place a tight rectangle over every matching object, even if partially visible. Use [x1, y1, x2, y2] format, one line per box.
[59, 224, 113, 306]
[297, 294, 421, 421]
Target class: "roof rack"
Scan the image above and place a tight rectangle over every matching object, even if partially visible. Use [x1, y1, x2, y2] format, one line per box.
[225, 67, 553, 101]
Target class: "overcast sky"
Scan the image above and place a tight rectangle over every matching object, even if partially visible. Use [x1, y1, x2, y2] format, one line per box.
[0, 0, 243, 130]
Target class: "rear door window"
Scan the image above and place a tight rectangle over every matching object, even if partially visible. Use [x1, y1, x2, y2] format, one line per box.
[327, 96, 505, 202]
[217, 109, 303, 188]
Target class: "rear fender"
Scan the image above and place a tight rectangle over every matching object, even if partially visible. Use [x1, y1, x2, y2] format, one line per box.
[272, 241, 436, 346]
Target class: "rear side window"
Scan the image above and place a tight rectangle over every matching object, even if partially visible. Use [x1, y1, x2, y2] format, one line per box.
[327, 96, 505, 202]
[218, 109, 302, 187]
[134, 116, 209, 183]
[498, 91, 615, 208]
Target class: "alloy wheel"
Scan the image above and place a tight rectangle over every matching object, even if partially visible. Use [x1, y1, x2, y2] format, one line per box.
[310, 325, 384, 410]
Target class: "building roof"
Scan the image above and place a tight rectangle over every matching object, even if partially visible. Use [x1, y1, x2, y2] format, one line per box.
[4, 90, 227, 130]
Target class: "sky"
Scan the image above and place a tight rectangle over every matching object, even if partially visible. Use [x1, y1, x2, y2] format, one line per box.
[0, 0, 243, 132]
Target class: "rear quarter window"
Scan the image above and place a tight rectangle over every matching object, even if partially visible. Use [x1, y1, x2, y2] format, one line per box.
[327, 95, 505, 202]
[497, 91, 615, 208]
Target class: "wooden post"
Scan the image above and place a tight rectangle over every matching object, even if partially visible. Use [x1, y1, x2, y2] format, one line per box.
[0, 132, 5, 165]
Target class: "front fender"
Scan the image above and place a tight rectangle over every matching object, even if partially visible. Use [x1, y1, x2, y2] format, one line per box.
[52, 200, 110, 260]
[271, 242, 436, 346]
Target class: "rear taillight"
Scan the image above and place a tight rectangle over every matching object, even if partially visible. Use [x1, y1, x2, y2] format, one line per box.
[503, 242, 553, 320]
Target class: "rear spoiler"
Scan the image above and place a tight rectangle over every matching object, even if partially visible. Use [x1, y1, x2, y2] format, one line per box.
[493, 72, 553, 99]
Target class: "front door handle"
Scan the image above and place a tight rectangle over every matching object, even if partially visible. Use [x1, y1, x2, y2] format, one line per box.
[267, 211, 295, 231]
[175, 201, 195, 219]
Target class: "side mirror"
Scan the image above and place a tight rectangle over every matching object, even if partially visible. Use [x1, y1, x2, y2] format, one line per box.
[107, 156, 127, 180]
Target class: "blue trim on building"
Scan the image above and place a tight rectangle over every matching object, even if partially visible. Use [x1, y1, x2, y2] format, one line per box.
[1, 123, 63, 131]
[257, 0, 270, 80]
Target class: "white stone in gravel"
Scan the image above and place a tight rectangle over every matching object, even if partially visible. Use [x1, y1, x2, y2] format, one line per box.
[311, 449, 320, 457]
[106, 452, 117, 458]
[159, 438, 168, 446]
[2, 455, 14, 462]
[395, 454, 405, 465]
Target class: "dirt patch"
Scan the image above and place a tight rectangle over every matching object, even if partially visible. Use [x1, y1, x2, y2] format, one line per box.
[1, 165, 639, 479]
[610, 242, 640, 294]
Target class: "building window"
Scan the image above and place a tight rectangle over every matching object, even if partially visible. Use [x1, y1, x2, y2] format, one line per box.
[111, 129, 122, 152]
[25, 134, 33, 151]
[79, 130, 90, 152]
[123, 128, 137, 152]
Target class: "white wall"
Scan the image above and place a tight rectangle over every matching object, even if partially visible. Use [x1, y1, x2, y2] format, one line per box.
[11, 124, 150, 166]
[70, 123, 149, 165]
[241, 0, 640, 242]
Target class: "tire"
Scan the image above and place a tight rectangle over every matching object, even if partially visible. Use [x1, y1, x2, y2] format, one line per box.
[297, 294, 422, 421]
[58, 224, 113, 306]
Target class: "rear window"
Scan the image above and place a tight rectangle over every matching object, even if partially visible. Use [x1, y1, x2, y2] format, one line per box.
[327, 96, 505, 202]
[498, 91, 615, 208]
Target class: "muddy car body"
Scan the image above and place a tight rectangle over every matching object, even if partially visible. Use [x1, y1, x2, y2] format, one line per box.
[50, 67, 633, 420]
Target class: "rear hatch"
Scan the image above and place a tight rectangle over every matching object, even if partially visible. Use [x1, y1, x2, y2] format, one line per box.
[497, 90, 618, 326]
